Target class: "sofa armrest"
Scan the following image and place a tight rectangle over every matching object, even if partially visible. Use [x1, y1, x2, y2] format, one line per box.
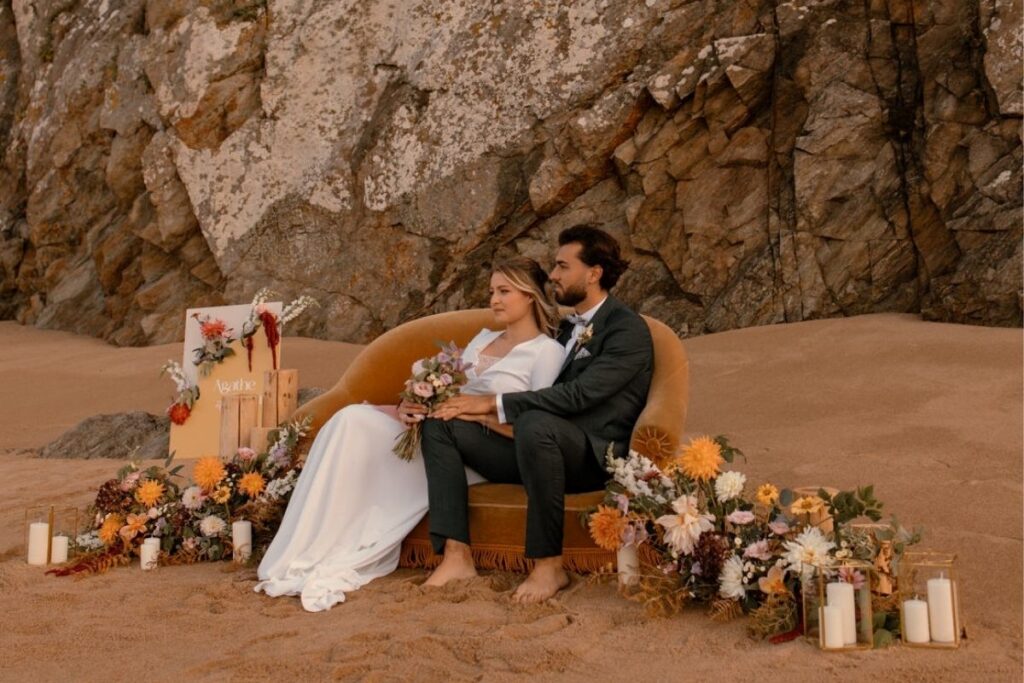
[629, 316, 689, 466]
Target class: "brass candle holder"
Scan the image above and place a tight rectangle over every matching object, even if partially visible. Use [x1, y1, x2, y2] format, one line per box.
[802, 560, 878, 651]
[897, 551, 965, 649]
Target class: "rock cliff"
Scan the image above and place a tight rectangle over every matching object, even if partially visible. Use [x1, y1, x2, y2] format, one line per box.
[0, 0, 1020, 344]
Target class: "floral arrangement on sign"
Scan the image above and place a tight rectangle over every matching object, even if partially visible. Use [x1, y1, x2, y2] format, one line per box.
[393, 342, 473, 461]
[161, 361, 199, 425]
[588, 436, 921, 645]
[241, 289, 320, 371]
[191, 313, 236, 375]
[50, 417, 312, 576]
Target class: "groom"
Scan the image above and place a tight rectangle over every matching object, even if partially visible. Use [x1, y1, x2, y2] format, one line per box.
[404, 225, 653, 603]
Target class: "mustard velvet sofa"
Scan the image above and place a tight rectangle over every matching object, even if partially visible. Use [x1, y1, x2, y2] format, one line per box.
[293, 308, 689, 573]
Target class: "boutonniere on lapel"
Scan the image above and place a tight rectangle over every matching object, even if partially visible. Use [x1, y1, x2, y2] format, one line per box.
[574, 324, 595, 359]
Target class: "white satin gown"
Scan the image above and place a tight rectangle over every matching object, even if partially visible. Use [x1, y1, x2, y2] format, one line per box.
[255, 328, 564, 611]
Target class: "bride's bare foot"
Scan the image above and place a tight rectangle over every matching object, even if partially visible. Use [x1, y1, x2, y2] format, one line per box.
[512, 557, 570, 603]
[424, 540, 477, 587]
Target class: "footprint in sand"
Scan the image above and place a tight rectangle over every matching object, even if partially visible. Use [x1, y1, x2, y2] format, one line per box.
[494, 613, 573, 640]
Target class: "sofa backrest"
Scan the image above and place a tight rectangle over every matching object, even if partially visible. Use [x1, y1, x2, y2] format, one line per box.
[294, 308, 689, 462]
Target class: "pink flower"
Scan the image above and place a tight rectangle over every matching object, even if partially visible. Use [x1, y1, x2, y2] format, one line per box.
[727, 510, 756, 525]
[743, 539, 772, 561]
[120, 471, 141, 491]
[412, 382, 435, 399]
[439, 373, 453, 385]
[236, 447, 257, 461]
[768, 518, 791, 536]
[839, 566, 866, 590]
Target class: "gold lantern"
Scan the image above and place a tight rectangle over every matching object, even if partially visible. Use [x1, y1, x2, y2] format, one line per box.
[802, 560, 877, 651]
[897, 551, 965, 649]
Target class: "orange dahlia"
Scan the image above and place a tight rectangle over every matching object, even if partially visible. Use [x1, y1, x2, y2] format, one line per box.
[200, 318, 227, 340]
[588, 505, 627, 551]
[677, 436, 723, 481]
[193, 457, 226, 491]
[238, 472, 266, 498]
[135, 479, 165, 507]
[98, 515, 123, 545]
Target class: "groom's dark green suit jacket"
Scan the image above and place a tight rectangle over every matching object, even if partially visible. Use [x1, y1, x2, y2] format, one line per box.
[502, 295, 654, 465]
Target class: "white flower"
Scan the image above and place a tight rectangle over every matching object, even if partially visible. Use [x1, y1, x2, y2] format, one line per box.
[75, 531, 103, 551]
[718, 555, 746, 600]
[655, 494, 715, 556]
[606, 449, 677, 504]
[147, 507, 160, 519]
[782, 526, 835, 578]
[714, 471, 746, 502]
[182, 486, 205, 511]
[199, 515, 227, 537]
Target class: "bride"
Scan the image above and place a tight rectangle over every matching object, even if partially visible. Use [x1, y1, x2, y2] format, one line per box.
[255, 257, 565, 611]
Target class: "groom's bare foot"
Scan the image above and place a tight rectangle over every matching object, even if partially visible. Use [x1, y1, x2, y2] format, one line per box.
[424, 540, 477, 587]
[512, 557, 570, 603]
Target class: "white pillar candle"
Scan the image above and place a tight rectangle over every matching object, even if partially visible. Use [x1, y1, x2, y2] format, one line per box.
[232, 521, 253, 562]
[139, 543, 158, 571]
[616, 546, 639, 586]
[821, 605, 845, 648]
[143, 537, 160, 549]
[27, 522, 50, 566]
[903, 599, 931, 643]
[827, 581, 857, 645]
[50, 535, 69, 564]
[927, 575, 956, 643]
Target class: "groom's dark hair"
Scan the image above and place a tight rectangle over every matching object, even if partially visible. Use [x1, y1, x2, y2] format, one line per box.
[558, 225, 629, 290]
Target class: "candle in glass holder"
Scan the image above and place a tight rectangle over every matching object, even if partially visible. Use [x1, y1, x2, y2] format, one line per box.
[139, 542, 158, 571]
[826, 581, 856, 645]
[927, 574, 956, 642]
[232, 521, 252, 562]
[821, 605, 845, 648]
[50, 535, 69, 564]
[903, 598, 931, 643]
[27, 522, 50, 566]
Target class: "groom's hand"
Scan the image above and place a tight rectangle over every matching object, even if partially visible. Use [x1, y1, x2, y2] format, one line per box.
[431, 395, 496, 421]
[397, 399, 427, 427]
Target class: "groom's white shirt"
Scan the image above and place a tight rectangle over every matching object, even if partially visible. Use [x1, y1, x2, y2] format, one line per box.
[495, 296, 607, 424]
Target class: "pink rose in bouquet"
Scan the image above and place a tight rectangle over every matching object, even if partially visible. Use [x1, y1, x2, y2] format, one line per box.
[393, 342, 473, 461]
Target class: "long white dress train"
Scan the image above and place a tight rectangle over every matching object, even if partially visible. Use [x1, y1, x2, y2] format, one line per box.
[254, 329, 564, 611]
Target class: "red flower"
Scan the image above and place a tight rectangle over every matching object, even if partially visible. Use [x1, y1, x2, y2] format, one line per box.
[168, 402, 191, 425]
[200, 318, 227, 340]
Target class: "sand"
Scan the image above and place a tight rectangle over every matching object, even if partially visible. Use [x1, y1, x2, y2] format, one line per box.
[0, 314, 1020, 682]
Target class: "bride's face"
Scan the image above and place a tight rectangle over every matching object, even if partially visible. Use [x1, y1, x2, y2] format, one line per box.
[489, 272, 533, 326]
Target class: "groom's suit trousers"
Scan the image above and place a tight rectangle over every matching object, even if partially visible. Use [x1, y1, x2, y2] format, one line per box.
[421, 414, 606, 558]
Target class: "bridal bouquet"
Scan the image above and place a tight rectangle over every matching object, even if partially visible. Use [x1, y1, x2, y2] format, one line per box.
[393, 342, 473, 461]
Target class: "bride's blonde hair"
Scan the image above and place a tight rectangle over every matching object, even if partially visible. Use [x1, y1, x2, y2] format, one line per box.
[492, 257, 560, 337]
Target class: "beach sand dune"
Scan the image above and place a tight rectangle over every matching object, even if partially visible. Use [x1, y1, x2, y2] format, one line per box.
[1, 314, 1020, 681]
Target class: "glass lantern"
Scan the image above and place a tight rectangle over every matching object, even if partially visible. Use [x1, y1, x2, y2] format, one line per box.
[24, 505, 78, 565]
[898, 551, 964, 648]
[802, 560, 876, 651]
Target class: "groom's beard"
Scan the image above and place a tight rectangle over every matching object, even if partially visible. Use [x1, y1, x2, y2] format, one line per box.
[554, 282, 587, 307]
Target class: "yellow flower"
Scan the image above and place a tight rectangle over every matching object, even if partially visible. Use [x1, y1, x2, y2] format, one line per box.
[759, 564, 788, 595]
[193, 457, 226, 491]
[135, 479, 165, 507]
[677, 436, 723, 481]
[756, 483, 780, 507]
[790, 496, 825, 516]
[211, 486, 232, 504]
[588, 505, 627, 551]
[119, 513, 148, 542]
[98, 515, 123, 545]
[239, 472, 266, 498]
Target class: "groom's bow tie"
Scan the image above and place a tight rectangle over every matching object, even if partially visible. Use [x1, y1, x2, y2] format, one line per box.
[565, 313, 587, 327]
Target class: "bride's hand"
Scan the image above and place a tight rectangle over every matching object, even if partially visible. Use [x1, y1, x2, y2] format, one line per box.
[431, 395, 496, 421]
[398, 399, 427, 427]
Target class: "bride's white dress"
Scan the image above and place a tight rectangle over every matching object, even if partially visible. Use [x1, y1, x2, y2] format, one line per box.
[255, 328, 564, 611]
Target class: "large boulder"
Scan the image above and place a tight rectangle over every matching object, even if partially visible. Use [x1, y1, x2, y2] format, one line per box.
[38, 411, 169, 460]
[0, 0, 1019, 344]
